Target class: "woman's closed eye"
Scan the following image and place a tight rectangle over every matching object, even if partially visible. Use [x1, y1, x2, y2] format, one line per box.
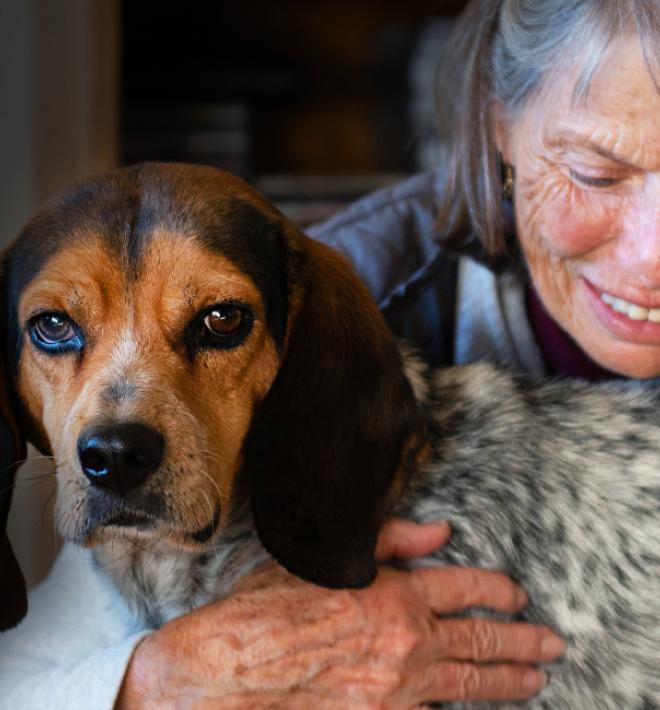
[563, 152, 638, 190]
[568, 169, 624, 188]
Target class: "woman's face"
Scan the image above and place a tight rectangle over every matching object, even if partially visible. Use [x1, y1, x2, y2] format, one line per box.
[498, 34, 660, 378]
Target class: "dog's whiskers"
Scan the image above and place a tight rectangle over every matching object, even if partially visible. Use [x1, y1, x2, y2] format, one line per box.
[199, 488, 215, 531]
[0, 455, 54, 476]
[0, 471, 57, 495]
[194, 449, 225, 502]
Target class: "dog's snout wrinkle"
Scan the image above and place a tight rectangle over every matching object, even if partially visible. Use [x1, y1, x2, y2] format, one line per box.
[102, 381, 138, 405]
[77, 422, 164, 496]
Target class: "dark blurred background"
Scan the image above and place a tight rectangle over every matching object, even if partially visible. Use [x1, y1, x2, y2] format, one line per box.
[121, 0, 468, 223]
[1, 0, 467, 587]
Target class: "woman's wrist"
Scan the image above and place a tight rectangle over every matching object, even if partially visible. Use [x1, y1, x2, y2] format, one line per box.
[115, 636, 157, 709]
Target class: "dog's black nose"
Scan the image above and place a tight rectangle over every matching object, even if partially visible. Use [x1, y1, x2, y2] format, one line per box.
[77, 423, 164, 495]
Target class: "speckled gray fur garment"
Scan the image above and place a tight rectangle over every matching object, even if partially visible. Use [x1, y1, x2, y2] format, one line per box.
[398, 357, 660, 710]
[96, 355, 660, 710]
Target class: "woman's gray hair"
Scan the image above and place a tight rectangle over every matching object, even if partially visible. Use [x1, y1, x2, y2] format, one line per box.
[437, 0, 660, 266]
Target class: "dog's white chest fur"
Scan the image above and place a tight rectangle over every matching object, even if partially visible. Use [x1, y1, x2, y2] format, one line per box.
[94, 523, 268, 629]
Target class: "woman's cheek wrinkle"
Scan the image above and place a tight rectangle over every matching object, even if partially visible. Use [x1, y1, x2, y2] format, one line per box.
[518, 172, 560, 233]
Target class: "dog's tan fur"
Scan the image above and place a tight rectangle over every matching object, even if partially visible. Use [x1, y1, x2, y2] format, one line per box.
[17, 231, 282, 551]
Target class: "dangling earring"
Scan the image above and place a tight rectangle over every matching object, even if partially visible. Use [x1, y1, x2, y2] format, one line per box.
[502, 163, 515, 202]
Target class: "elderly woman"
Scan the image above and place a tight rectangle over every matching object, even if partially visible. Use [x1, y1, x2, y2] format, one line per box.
[1, 0, 658, 707]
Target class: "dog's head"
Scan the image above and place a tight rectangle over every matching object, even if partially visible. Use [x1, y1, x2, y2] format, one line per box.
[0, 163, 426, 629]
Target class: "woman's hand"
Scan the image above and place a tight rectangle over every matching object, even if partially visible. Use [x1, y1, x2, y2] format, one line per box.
[116, 520, 564, 709]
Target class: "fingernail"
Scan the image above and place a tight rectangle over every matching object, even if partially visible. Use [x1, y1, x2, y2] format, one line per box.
[516, 587, 529, 607]
[541, 633, 566, 658]
[523, 670, 546, 692]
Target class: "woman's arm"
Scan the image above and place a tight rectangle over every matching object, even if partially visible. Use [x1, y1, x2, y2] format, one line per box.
[117, 521, 563, 709]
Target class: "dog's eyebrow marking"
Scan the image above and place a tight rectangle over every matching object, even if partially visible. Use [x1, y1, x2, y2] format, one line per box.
[196, 198, 289, 352]
[182, 284, 200, 309]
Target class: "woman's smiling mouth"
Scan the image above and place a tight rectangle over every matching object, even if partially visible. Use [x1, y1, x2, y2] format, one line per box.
[599, 291, 660, 322]
[584, 278, 660, 345]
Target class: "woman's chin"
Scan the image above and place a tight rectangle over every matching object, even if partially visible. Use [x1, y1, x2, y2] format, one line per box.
[575, 330, 660, 379]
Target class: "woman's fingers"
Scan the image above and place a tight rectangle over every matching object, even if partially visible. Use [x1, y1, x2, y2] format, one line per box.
[375, 519, 451, 561]
[392, 661, 547, 707]
[422, 618, 565, 664]
[410, 566, 528, 614]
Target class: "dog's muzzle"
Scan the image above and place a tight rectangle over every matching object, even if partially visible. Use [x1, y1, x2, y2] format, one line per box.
[77, 422, 164, 496]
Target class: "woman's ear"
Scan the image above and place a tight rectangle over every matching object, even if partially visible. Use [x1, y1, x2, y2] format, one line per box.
[0, 255, 28, 631]
[244, 234, 427, 589]
[492, 100, 514, 166]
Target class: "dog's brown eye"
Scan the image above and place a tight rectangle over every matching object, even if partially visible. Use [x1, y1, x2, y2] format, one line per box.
[187, 302, 253, 356]
[29, 311, 83, 354]
[34, 313, 76, 343]
[204, 306, 244, 336]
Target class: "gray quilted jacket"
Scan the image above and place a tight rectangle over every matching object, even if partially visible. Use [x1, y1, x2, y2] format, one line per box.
[308, 170, 545, 373]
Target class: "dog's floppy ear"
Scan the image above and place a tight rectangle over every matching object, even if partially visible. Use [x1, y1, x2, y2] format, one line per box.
[0, 254, 27, 630]
[245, 232, 426, 589]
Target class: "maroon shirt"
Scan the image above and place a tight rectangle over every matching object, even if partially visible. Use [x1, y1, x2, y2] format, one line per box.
[526, 286, 620, 381]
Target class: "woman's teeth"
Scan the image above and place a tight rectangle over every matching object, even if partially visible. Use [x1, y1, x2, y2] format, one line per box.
[600, 292, 660, 322]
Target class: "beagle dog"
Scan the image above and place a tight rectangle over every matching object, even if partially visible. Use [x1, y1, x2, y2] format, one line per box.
[0, 163, 424, 626]
[1, 163, 658, 709]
